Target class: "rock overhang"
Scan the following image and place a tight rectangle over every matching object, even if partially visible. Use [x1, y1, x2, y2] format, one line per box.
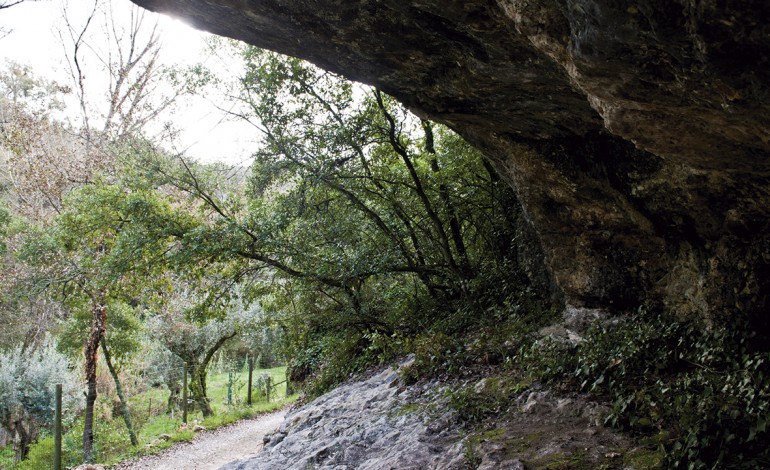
[129, 0, 770, 328]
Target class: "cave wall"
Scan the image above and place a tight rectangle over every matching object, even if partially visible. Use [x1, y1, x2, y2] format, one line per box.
[131, 0, 770, 326]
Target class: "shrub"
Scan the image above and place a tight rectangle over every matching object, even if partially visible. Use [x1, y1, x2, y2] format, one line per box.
[558, 309, 769, 468]
[447, 375, 521, 424]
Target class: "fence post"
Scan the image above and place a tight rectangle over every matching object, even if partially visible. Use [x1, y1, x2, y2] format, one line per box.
[227, 370, 233, 405]
[247, 355, 254, 406]
[182, 363, 188, 424]
[54, 384, 62, 470]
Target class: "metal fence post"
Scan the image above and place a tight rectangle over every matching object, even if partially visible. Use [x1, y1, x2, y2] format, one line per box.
[54, 383, 62, 470]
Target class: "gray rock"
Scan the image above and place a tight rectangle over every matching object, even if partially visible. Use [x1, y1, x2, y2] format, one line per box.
[220, 367, 462, 469]
[478, 459, 525, 470]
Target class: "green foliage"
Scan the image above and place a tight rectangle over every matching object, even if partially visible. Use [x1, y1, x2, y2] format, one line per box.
[303, 332, 370, 397]
[398, 332, 462, 384]
[0, 45, 534, 409]
[51, 179, 181, 292]
[0, 341, 82, 427]
[15, 435, 56, 470]
[0, 445, 15, 468]
[516, 308, 770, 469]
[0, 340, 82, 464]
[446, 375, 528, 425]
[462, 438, 483, 468]
[623, 448, 666, 469]
[58, 301, 142, 365]
[0, 61, 66, 116]
[395, 297, 556, 387]
[180, 47, 538, 395]
[15, 366, 294, 467]
[144, 345, 185, 390]
[0, 203, 9, 256]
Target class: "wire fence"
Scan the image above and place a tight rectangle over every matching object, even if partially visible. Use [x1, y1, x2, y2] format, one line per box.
[0, 357, 290, 469]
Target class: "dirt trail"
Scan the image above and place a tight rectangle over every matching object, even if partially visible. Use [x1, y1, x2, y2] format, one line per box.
[113, 410, 284, 470]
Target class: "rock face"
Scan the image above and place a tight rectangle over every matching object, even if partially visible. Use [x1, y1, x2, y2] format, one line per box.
[131, 0, 770, 328]
[219, 366, 466, 469]
[217, 364, 637, 469]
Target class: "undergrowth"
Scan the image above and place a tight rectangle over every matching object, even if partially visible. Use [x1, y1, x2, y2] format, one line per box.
[291, 289, 770, 468]
[517, 307, 770, 469]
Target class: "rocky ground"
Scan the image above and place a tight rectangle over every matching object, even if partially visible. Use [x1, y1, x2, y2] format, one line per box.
[219, 359, 660, 470]
[107, 355, 662, 469]
[221, 363, 466, 470]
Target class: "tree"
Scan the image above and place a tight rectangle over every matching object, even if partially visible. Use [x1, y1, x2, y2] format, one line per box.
[16, 168, 186, 461]
[0, 63, 75, 350]
[58, 0, 180, 141]
[0, 0, 34, 9]
[41, 1, 192, 460]
[139, 47, 531, 386]
[227, 48, 523, 299]
[222, 48, 488, 301]
[64, 174, 184, 455]
[0, 1, 40, 39]
[145, 345, 185, 413]
[150, 286, 241, 417]
[0, 62, 76, 222]
[58, 300, 144, 447]
[0, 340, 82, 461]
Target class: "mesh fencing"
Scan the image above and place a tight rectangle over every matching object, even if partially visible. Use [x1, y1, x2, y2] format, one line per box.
[0, 358, 289, 469]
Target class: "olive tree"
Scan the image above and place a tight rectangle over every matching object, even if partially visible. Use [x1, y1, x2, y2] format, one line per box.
[0, 341, 81, 461]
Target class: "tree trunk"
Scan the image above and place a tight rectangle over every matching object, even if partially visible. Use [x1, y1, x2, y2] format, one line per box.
[100, 338, 138, 447]
[167, 383, 180, 414]
[423, 120, 473, 278]
[83, 295, 107, 464]
[188, 330, 237, 418]
[374, 91, 459, 277]
[188, 365, 213, 417]
[12, 419, 32, 462]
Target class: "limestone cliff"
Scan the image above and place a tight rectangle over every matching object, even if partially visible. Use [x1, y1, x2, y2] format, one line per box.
[131, 0, 770, 329]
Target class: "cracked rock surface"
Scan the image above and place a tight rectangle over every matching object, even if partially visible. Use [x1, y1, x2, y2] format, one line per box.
[220, 366, 465, 469]
[217, 363, 640, 469]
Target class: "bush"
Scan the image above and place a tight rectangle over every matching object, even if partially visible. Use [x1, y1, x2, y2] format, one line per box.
[16, 435, 55, 470]
[533, 309, 770, 468]
[507, 306, 770, 467]
[447, 375, 522, 424]
[306, 332, 370, 396]
[398, 332, 462, 384]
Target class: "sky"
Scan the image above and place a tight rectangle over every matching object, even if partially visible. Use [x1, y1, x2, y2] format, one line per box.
[0, 0, 256, 165]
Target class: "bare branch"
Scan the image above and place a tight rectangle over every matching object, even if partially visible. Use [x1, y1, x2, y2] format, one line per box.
[59, 0, 100, 136]
[0, 0, 28, 10]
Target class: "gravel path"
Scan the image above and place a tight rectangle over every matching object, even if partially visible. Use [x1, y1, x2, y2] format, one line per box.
[113, 410, 285, 470]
